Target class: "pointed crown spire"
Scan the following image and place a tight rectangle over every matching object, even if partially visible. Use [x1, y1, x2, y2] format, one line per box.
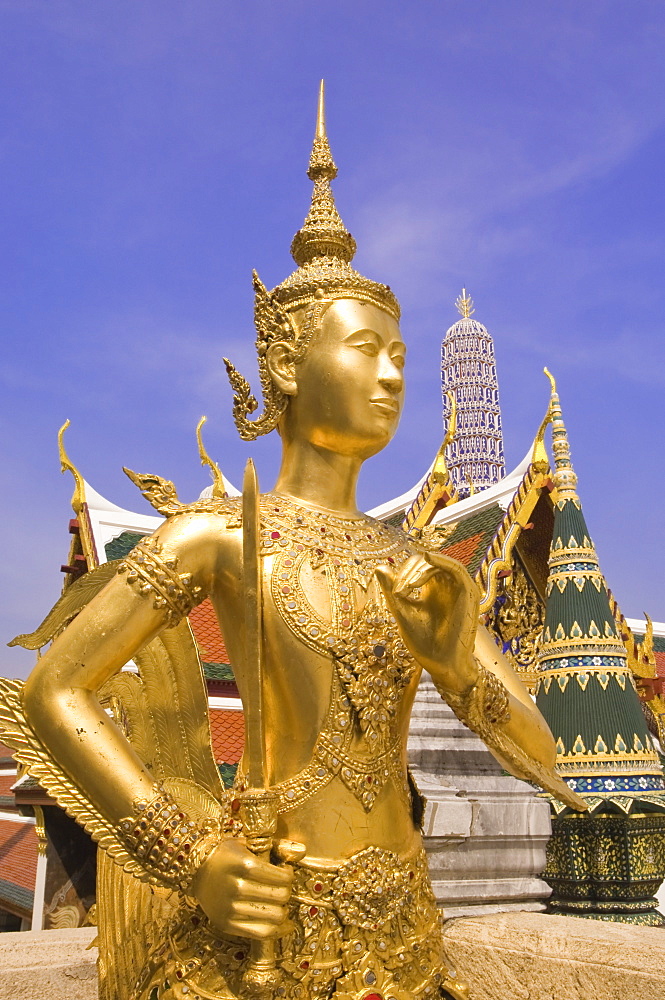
[224, 84, 400, 442]
[544, 368, 578, 501]
[271, 81, 400, 319]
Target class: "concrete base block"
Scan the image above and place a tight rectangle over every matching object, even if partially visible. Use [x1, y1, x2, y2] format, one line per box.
[0, 927, 98, 1000]
[442, 911, 665, 1000]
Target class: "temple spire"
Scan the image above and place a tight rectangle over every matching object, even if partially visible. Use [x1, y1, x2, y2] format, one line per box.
[441, 290, 505, 497]
[544, 368, 579, 501]
[535, 370, 665, 921]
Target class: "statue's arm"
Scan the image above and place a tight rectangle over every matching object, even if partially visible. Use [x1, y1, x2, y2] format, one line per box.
[376, 552, 556, 771]
[22, 513, 219, 821]
[21, 512, 292, 937]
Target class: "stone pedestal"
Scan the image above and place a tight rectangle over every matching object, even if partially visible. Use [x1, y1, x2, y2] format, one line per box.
[408, 676, 552, 916]
[0, 927, 98, 1000]
[441, 911, 665, 1000]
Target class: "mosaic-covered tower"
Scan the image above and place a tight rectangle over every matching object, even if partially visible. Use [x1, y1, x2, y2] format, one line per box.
[441, 289, 505, 498]
[536, 371, 665, 924]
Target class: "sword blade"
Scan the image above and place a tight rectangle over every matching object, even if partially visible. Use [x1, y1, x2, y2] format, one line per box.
[242, 458, 265, 789]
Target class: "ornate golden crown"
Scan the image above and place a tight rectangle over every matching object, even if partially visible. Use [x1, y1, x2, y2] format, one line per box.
[224, 82, 401, 441]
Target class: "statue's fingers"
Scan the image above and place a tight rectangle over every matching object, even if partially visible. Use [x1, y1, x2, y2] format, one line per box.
[374, 564, 396, 597]
[243, 853, 294, 889]
[236, 877, 292, 905]
[272, 839, 306, 864]
[231, 901, 289, 924]
[382, 554, 428, 594]
[394, 562, 440, 597]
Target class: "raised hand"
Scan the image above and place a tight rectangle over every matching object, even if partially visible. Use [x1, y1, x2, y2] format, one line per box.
[375, 551, 480, 696]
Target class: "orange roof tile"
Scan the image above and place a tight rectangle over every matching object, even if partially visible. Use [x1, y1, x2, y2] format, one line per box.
[209, 709, 244, 765]
[189, 599, 230, 664]
[655, 651, 665, 678]
[0, 819, 38, 893]
[440, 532, 484, 570]
[0, 775, 17, 797]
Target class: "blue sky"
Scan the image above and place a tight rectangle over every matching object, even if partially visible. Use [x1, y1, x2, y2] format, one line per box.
[2, 2, 664, 678]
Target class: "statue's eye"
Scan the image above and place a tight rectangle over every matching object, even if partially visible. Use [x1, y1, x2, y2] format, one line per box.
[353, 341, 379, 357]
[391, 353, 406, 370]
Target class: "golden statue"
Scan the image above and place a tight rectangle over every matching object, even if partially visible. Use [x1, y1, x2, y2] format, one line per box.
[0, 83, 584, 1000]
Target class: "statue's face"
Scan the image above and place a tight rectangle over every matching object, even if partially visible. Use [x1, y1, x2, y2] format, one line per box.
[289, 299, 405, 460]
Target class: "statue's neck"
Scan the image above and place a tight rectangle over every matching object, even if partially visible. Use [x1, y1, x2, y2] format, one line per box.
[273, 439, 362, 516]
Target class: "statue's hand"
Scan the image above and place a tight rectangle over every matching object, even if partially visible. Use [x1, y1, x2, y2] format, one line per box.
[375, 552, 479, 695]
[189, 837, 294, 940]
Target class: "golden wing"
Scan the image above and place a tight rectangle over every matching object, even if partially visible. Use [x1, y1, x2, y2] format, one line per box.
[0, 679, 147, 877]
[96, 618, 225, 998]
[8, 560, 121, 649]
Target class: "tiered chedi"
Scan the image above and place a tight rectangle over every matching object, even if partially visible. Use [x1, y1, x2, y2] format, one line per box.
[536, 370, 665, 924]
[441, 290, 505, 498]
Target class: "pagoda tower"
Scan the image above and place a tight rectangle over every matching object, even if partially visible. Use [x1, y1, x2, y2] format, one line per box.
[536, 371, 665, 924]
[441, 289, 505, 497]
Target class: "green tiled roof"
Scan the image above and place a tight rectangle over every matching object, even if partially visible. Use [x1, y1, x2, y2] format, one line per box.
[104, 531, 146, 561]
[381, 512, 405, 529]
[203, 662, 235, 682]
[436, 503, 505, 576]
[0, 877, 33, 915]
[632, 634, 665, 653]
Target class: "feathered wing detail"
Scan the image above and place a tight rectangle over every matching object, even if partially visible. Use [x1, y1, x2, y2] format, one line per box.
[96, 851, 177, 1000]
[0, 678, 147, 877]
[8, 560, 122, 649]
[1, 562, 225, 997]
[131, 621, 224, 798]
[95, 618, 224, 996]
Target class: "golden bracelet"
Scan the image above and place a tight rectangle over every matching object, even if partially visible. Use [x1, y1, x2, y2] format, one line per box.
[437, 662, 511, 734]
[118, 784, 219, 893]
[117, 536, 203, 626]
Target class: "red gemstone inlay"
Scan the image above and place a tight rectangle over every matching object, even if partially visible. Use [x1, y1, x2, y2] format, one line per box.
[235, 951, 245, 961]
[313, 882, 323, 892]
[271, 531, 281, 539]
[231, 798, 241, 812]
[309, 906, 318, 916]
[364, 994, 383, 1000]
[300, 961, 310, 970]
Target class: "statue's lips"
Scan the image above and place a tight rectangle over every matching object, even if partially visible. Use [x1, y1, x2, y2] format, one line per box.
[370, 397, 400, 416]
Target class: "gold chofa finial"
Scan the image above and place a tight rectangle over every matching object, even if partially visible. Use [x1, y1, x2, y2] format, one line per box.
[57, 419, 85, 514]
[544, 368, 578, 500]
[195, 417, 227, 499]
[455, 288, 475, 319]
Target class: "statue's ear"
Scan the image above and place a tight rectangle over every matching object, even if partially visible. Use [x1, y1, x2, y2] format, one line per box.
[266, 341, 298, 396]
